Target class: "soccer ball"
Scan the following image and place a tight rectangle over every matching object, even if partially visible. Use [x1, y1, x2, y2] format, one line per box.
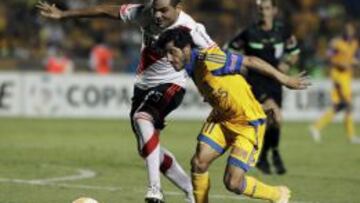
[72, 197, 99, 203]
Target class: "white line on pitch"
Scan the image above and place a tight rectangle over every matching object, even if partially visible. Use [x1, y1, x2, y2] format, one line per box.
[31, 169, 96, 184]
[0, 178, 316, 203]
[0, 168, 96, 185]
[0, 165, 317, 203]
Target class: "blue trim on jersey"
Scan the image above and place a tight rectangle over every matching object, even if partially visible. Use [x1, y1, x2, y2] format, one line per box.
[198, 134, 225, 154]
[211, 69, 223, 76]
[224, 63, 231, 74]
[235, 53, 243, 73]
[248, 118, 266, 127]
[228, 156, 251, 172]
[211, 52, 243, 76]
[184, 49, 199, 78]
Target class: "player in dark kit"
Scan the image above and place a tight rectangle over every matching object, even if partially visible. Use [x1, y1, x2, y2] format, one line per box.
[225, 0, 300, 175]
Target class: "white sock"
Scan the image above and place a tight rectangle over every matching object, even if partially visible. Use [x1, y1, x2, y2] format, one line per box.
[134, 112, 161, 189]
[160, 148, 193, 195]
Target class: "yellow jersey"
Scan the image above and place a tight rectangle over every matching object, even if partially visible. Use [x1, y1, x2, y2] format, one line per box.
[329, 37, 358, 103]
[185, 46, 266, 132]
[329, 37, 358, 82]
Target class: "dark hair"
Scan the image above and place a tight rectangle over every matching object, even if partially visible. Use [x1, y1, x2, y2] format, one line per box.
[153, 0, 182, 7]
[157, 27, 196, 50]
[170, 0, 182, 7]
[257, 0, 277, 7]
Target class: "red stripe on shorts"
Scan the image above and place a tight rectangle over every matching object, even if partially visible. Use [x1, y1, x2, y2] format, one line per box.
[163, 84, 182, 105]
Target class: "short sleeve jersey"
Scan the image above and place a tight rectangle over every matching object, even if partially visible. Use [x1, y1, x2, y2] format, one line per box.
[119, 4, 216, 89]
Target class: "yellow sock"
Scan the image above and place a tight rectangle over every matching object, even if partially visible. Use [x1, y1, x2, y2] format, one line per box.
[345, 114, 355, 140]
[192, 172, 210, 203]
[314, 109, 335, 130]
[242, 176, 280, 202]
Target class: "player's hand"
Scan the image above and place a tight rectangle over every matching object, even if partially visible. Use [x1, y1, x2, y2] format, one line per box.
[284, 71, 311, 90]
[36, 1, 64, 19]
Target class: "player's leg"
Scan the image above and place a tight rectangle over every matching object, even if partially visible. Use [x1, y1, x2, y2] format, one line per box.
[132, 111, 163, 201]
[339, 83, 360, 143]
[130, 86, 162, 197]
[153, 84, 195, 202]
[223, 124, 290, 203]
[224, 163, 289, 203]
[257, 98, 283, 174]
[191, 122, 226, 203]
[159, 148, 194, 202]
[310, 82, 341, 142]
[267, 95, 286, 175]
[310, 107, 335, 142]
[130, 83, 186, 202]
[343, 102, 360, 143]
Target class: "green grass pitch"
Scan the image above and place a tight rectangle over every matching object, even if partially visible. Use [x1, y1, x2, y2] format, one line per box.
[0, 118, 359, 203]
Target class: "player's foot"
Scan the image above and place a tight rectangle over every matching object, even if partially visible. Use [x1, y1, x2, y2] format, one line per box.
[273, 186, 291, 203]
[350, 136, 360, 144]
[272, 150, 286, 175]
[256, 159, 272, 174]
[145, 185, 164, 203]
[309, 126, 321, 143]
[184, 192, 195, 203]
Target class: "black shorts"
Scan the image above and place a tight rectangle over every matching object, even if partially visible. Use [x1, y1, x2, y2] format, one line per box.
[247, 73, 283, 107]
[251, 85, 283, 108]
[130, 83, 185, 130]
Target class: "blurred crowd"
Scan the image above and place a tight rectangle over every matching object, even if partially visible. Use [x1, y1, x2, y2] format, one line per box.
[0, 0, 359, 76]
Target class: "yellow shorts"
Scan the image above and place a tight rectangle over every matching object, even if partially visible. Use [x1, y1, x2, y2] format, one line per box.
[331, 82, 352, 104]
[198, 120, 266, 172]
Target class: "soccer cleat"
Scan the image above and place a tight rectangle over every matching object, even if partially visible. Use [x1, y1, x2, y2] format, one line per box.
[256, 159, 272, 175]
[350, 136, 360, 144]
[145, 185, 164, 203]
[273, 186, 291, 203]
[309, 126, 321, 143]
[272, 150, 286, 175]
[145, 199, 164, 203]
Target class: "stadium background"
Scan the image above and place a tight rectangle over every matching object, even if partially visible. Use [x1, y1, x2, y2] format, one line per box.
[0, 0, 359, 75]
[0, 0, 360, 203]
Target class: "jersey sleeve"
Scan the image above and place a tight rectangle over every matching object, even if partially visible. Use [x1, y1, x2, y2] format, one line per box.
[209, 51, 244, 76]
[283, 25, 300, 55]
[191, 23, 216, 49]
[119, 4, 143, 23]
[284, 35, 300, 55]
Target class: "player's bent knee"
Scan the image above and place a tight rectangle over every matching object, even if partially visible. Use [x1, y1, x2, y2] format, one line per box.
[191, 155, 210, 173]
[223, 174, 245, 194]
[133, 111, 154, 123]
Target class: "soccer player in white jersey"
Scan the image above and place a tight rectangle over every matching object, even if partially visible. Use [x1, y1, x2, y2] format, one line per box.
[37, 0, 215, 202]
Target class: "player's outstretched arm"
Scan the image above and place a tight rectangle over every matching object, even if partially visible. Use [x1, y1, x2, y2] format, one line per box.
[243, 56, 311, 90]
[36, 1, 120, 20]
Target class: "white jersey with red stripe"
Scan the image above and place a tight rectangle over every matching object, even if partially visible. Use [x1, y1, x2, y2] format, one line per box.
[119, 4, 216, 89]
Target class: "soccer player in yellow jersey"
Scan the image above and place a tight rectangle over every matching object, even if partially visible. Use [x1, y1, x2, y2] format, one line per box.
[157, 28, 310, 203]
[310, 22, 360, 144]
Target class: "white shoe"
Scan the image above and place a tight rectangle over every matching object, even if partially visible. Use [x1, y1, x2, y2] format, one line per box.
[309, 126, 321, 143]
[145, 185, 164, 203]
[184, 192, 195, 203]
[350, 136, 360, 144]
[273, 186, 291, 203]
